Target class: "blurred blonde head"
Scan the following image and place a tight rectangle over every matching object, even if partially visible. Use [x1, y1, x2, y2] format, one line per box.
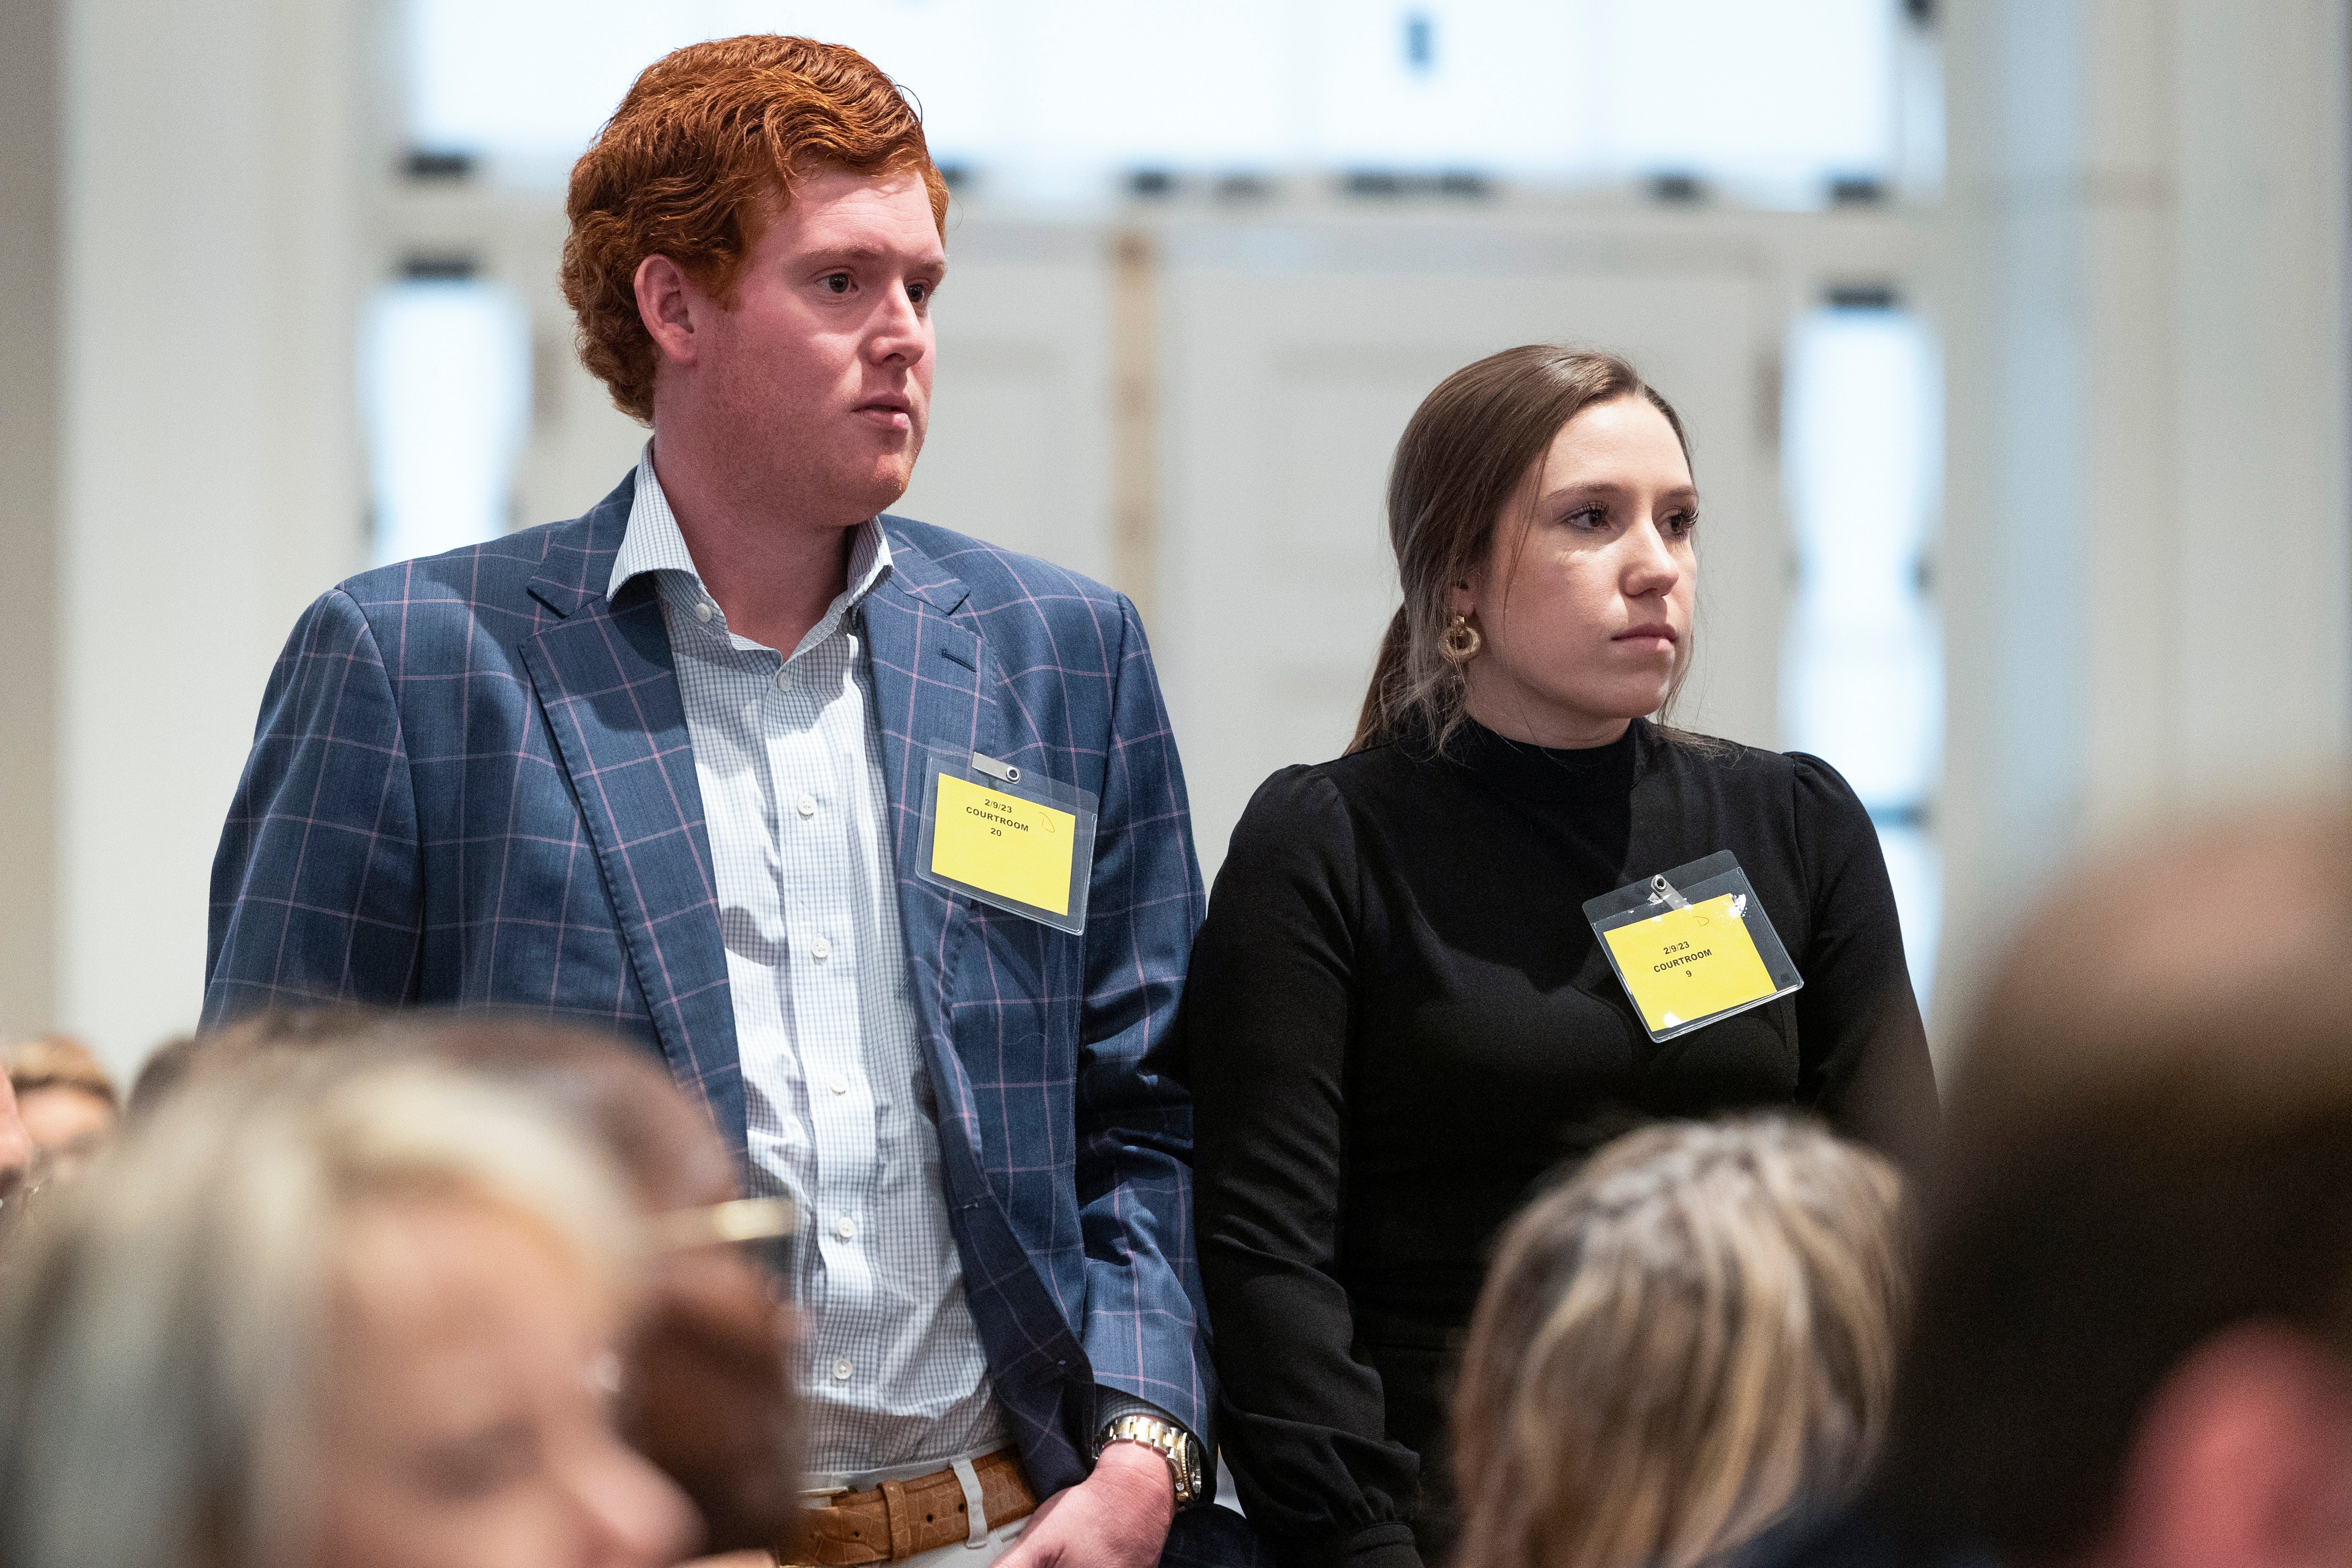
[0, 1053, 652, 1568]
[1451, 1115, 1906, 1568]
[4, 1034, 118, 1187]
[2, 1034, 116, 1110]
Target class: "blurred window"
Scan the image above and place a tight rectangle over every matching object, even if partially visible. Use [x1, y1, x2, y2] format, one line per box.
[1780, 299, 1943, 1004]
[359, 276, 531, 566]
[404, 0, 1915, 203]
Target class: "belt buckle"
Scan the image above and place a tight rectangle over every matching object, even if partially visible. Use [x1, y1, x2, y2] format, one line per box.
[782, 1485, 856, 1568]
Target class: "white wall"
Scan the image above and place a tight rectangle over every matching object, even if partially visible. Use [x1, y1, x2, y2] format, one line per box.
[1153, 213, 1787, 869]
[57, 0, 368, 1076]
[0, 0, 62, 1044]
[1935, 0, 2352, 1032]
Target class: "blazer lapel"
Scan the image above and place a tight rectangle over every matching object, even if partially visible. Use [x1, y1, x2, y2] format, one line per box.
[862, 538, 985, 1122]
[865, 528, 1095, 1462]
[518, 537, 745, 1156]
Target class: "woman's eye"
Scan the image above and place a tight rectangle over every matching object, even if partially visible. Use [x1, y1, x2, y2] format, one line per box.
[1566, 507, 1609, 531]
[1666, 511, 1699, 536]
[822, 272, 852, 294]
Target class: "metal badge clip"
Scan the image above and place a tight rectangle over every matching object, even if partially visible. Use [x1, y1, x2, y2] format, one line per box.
[1647, 873, 1691, 911]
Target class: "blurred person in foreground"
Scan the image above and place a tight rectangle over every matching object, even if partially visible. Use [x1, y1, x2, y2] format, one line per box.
[0, 1076, 32, 1222]
[1756, 804, 2352, 1568]
[204, 33, 1227, 1568]
[1450, 1117, 1904, 1568]
[0, 1053, 697, 1568]
[137, 1006, 805, 1563]
[3, 1035, 117, 1188]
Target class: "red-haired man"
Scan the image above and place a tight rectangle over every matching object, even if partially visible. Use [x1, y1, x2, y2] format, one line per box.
[207, 36, 1250, 1568]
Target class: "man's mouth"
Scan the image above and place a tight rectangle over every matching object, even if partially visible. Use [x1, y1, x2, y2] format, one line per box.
[854, 396, 913, 430]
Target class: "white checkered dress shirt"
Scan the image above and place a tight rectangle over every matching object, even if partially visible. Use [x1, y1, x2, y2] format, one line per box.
[609, 447, 1006, 1471]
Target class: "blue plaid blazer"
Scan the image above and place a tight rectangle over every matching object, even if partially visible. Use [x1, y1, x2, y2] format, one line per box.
[204, 472, 1225, 1512]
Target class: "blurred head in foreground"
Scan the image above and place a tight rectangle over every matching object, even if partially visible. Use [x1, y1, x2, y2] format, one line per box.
[0, 1053, 697, 1568]
[1451, 1115, 1905, 1568]
[1866, 804, 2352, 1567]
[4, 1035, 117, 1188]
[129, 1007, 803, 1560]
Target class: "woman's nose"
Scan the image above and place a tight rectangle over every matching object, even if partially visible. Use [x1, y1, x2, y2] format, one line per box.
[1623, 524, 1683, 595]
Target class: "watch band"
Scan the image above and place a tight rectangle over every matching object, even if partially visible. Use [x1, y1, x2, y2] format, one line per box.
[1095, 1413, 1206, 1506]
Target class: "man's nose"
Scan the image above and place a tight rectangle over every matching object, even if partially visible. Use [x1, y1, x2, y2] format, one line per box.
[868, 284, 928, 364]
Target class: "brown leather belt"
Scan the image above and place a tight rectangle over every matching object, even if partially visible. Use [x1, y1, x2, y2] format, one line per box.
[787, 1449, 1036, 1566]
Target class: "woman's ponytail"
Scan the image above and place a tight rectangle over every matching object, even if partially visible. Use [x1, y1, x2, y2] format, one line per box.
[1348, 606, 1415, 754]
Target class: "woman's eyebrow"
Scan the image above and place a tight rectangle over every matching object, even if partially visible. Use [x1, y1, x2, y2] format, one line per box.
[1536, 481, 1699, 507]
[1537, 481, 1632, 506]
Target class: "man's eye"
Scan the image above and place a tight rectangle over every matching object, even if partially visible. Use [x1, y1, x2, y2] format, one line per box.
[907, 280, 929, 305]
[822, 272, 852, 294]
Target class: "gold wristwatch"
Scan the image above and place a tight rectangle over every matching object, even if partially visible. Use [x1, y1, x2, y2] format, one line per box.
[1095, 1413, 1208, 1506]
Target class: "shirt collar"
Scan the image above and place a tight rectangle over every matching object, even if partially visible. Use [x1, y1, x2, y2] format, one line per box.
[606, 442, 894, 619]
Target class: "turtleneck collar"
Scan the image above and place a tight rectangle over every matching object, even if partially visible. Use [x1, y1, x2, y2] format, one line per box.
[1443, 715, 1648, 801]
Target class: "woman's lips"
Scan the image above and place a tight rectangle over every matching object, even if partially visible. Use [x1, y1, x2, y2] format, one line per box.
[1614, 626, 1677, 651]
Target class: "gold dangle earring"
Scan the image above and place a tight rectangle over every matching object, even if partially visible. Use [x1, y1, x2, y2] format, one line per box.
[1439, 612, 1482, 665]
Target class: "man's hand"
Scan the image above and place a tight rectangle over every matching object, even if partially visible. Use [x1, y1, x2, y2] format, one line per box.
[994, 1441, 1175, 1568]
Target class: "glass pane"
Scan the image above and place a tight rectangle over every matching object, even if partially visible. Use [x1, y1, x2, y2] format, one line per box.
[1593, 0, 1898, 198]
[1781, 302, 1943, 1003]
[1303, 0, 1598, 174]
[407, 0, 702, 179]
[405, 0, 1911, 198]
[1876, 824, 1941, 1013]
[1781, 303, 1941, 808]
[360, 278, 531, 567]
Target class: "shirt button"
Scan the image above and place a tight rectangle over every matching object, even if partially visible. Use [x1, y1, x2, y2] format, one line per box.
[694, 601, 713, 624]
[836, 1217, 856, 1241]
[832, 1358, 854, 1382]
[811, 937, 832, 962]
[828, 1071, 849, 1095]
[796, 794, 817, 819]
[774, 667, 791, 691]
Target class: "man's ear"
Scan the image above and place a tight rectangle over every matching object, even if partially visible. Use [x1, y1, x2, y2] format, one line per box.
[635, 254, 702, 369]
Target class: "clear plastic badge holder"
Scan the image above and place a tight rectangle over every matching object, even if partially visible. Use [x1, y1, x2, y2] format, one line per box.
[1582, 851, 1803, 1043]
[914, 746, 1098, 935]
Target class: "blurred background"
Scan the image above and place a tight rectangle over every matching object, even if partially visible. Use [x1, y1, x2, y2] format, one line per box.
[1, 0, 2344, 1083]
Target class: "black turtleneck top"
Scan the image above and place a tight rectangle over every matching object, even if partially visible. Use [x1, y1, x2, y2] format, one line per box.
[1178, 720, 1938, 1568]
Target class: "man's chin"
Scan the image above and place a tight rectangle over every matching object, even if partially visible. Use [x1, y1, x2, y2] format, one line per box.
[846, 459, 916, 520]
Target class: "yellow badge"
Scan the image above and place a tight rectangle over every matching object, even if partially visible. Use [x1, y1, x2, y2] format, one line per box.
[929, 773, 1078, 916]
[1599, 893, 1779, 1034]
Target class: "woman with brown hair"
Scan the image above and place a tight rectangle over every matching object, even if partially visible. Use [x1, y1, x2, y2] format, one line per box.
[1181, 346, 1937, 1568]
[1450, 1117, 1906, 1568]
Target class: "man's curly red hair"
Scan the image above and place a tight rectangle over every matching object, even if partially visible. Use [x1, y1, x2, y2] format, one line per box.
[560, 35, 951, 424]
